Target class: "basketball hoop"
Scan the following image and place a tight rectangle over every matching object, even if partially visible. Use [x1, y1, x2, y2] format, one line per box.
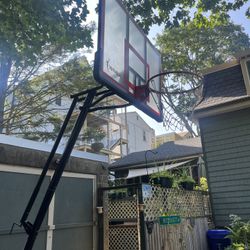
[147, 70, 203, 95]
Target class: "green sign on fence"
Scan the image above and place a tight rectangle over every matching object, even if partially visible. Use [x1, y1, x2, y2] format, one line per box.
[159, 215, 181, 225]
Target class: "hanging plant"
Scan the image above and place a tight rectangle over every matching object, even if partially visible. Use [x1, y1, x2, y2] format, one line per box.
[150, 170, 174, 188]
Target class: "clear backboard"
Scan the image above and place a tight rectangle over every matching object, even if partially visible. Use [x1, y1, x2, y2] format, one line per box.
[94, 0, 163, 122]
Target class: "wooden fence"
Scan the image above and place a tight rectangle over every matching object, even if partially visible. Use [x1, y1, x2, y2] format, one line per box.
[144, 186, 211, 250]
[103, 185, 212, 250]
[146, 217, 209, 250]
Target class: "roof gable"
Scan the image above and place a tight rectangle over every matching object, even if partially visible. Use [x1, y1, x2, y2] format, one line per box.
[110, 137, 202, 170]
[195, 64, 249, 112]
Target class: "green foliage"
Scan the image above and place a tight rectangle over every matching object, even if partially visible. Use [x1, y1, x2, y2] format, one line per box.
[150, 170, 174, 179]
[161, 210, 178, 216]
[156, 21, 250, 134]
[0, 0, 94, 132]
[195, 177, 208, 191]
[225, 215, 250, 250]
[122, 0, 249, 32]
[82, 127, 106, 143]
[157, 21, 250, 73]
[178, 169, 195, 184]
[0, 0, 94, 67]
[179, 175, 195, 184]
[3, 57, 98, 141]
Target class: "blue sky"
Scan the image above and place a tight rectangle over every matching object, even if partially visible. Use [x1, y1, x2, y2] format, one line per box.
[86, 0, 250, 135]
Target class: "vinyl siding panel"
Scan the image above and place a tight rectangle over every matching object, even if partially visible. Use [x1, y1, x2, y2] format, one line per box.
[200, 108, 250, 227]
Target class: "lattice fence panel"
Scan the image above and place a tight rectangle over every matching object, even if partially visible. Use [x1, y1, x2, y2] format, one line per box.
[143, 186, 209, 221]
[109, 225, 140, 250]
[108, 198, 138, 220]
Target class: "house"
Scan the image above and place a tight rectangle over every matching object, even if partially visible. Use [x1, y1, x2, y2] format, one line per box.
[75, 95, 129, 161]
[110, 137, 203, 181]
[0, 134, 108, 250]
[117, 111, 156, 154]
[155, 131, 192, 147]
[194, 49, 250, 227]
[4, 56, 130, 162]
[6, 56, 158, 162]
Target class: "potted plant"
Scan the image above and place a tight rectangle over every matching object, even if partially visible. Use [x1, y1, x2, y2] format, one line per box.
[159, 171, 174, 188]
[178, 172, 195, 190]
[91, 142, 104, 152]
[194, 177, 208, 192]
[150, 172, 161, 185]
[150, 170, 174, 188]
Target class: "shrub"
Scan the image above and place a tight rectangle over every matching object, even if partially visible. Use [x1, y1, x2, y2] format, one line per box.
[225, 214, 250, 250]
[195, 177, 208, 191]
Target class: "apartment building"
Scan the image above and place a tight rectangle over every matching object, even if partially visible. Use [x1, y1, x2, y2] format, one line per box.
[118, 112, 155, 154]
[155, 131, 192, 147]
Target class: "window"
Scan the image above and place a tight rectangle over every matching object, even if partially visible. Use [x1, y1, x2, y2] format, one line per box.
[247, 60, 250, 74]
[143, 131, 146, 141]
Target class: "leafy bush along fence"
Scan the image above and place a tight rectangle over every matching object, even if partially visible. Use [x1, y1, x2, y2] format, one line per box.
[143, 185, 211, 221]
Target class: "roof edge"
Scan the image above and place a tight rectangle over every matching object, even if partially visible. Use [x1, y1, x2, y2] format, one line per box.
[193, 97, 250, 119]
[235, 49, 250, 60]
[0, 134, 109, 163]
[202, 60, 239, 76]
[109, 154, 202, 171]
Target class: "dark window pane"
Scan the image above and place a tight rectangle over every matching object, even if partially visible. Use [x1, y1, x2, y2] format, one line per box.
[247, 60, 250, 74]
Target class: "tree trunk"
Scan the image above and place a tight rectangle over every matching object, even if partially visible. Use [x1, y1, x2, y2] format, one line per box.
[0, 57, 12, 133]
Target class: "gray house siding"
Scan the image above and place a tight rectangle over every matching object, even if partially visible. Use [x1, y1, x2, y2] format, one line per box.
[200, 108, 250, 227]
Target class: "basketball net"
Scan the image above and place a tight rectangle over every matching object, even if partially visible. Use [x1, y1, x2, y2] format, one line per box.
[147, 71, 203, 133]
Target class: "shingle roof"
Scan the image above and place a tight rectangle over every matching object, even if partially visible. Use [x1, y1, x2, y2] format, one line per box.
[195, 64, 250, 112]
[110, 137, 202, 170]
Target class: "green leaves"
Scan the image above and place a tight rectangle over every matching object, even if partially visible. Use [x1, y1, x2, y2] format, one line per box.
[156, 20, 250, 134]
[3, 56, 98, 141]
[226, 215, 250, 249]
[0, 0, 95, 133]
[157, 21, 250, 73]
[0, 0, 94, 67]
[122, 0, 249, 32]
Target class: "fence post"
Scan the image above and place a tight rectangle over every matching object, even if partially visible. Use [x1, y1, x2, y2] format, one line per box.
[138, 184, 147, 250]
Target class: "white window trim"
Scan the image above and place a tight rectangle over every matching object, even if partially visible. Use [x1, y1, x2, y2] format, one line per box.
[240, 57, 250, 95]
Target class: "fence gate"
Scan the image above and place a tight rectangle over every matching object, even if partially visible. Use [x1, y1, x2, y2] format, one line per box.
[99, 184, 144, 250]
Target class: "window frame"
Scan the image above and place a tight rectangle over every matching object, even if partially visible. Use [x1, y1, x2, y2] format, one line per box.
[240, 57, 250, 95]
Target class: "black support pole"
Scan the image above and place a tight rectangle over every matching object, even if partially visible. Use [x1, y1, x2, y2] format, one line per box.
[24, 89, 96, 250]
[138, 184, 147, 250]
[20, 97, 78, 227]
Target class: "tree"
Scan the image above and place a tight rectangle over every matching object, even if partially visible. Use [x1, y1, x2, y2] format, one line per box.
[156, 21, 250, 136]
[0, 0, 94, 132]
[4, 56, 99, 142]
[122, 0, 250, 32]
